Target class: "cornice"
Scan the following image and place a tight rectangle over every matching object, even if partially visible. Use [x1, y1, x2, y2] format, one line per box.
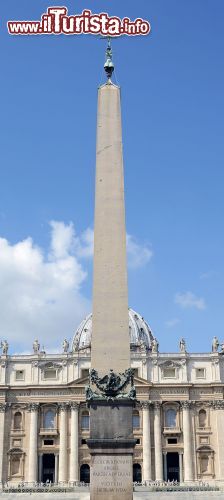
[3, 381, 224, 393]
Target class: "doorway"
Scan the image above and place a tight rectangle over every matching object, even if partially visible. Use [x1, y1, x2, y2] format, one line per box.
[42, 454, 55, 483]
[80, 464, 90, 483]
[133, 463, 142, 482]
[166, 452, 179, 481]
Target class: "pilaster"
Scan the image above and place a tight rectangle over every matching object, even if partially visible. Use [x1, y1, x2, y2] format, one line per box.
[179, 452, 183, 483]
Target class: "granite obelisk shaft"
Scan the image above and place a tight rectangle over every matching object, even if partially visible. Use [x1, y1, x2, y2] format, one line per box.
[91, 82, 130, 375]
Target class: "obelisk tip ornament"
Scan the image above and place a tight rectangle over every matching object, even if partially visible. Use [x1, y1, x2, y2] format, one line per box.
[104, 37, 114, 81]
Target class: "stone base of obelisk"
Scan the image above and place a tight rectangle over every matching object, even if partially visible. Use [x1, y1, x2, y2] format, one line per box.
[87, 400, 136, 500]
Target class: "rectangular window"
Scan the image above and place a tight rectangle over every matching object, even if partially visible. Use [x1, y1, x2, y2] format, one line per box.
[196, 368, 206, 379]
[43, 369, 57, 380]
[81, 369, 90, 378]
[43, 439, 54, 446]
[13, 439, 22, 447]
[163, 368, 176, 378]
[200, 436, 209, 444]
[15, 370, 25, 381]
[167, 438, 177, 444]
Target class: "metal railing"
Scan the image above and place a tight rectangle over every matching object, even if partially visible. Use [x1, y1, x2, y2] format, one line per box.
[1, 480, 220, 494]
[2, 482, 90, 493]
[133, 480, 220, 492]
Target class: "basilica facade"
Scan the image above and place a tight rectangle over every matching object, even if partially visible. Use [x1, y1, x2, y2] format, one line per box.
[0, 308, 224, 487]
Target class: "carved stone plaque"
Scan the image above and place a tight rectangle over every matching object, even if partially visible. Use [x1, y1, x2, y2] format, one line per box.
[91, 454, 133, 499]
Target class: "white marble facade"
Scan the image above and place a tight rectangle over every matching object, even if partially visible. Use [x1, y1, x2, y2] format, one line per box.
[1, 308, 224, 486]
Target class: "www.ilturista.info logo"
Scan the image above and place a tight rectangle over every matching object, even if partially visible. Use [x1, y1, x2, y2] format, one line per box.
[7, 7, 151, 36]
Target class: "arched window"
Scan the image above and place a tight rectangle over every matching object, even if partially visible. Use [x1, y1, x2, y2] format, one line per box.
[199, 409, 206, 428]
[133, 463, 142, 483]
[81, 411, 89, 430]
[11, 456, 20, 475]
[14, 412, 22, 430]
[80, 464, 90, 483]
[44, 409, 55, 429]
[133, 411, 140, 429]
[165, 408, 177, 428]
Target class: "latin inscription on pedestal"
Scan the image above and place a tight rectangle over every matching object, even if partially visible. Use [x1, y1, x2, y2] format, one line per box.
[91, 455, 132, 499]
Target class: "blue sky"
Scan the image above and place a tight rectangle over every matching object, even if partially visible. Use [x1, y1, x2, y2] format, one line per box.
[0, 0, 224, 354]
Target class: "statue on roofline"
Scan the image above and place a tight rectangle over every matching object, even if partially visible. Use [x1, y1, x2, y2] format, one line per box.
[179, 338, 187, 353]
[212, 336, 219, 353]
[33, 339, 40, 354]
[152, 337, 159, 353]
[0, 340, 8, 355]
[62, 339, 69, 353]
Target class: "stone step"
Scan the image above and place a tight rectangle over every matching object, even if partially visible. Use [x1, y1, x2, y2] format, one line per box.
[0, 492, 224, 500]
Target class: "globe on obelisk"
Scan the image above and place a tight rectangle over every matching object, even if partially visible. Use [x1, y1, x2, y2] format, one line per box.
[86, 40, 136, 500]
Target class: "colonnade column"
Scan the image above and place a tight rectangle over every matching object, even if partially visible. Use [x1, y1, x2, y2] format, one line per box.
[182, 401, 193, 481]
[69, 402, 79, 483]
[28, 403, 39, 483]
[154, 402, 163, 481]
[58, 403, 68, 483]
[179, 452, 183, 483]
[0, 403, 6, 486]
[142, 402, 152, 481]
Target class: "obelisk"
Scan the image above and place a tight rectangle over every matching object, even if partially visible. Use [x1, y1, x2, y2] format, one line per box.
[91, 47, 130, 374]
[87, 41, 136, 500]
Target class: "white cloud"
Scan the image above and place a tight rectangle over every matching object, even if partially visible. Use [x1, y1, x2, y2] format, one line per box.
[75, 227, 94, 259]
[49, 221, 94, 261]
[165, 318, 180, 328]
[175, 291, 206, 310]
[50, 220, 75, 259]
[0, 222, 152, 354]
[126, 234, 153, 269]
[0, 222, 90, 353]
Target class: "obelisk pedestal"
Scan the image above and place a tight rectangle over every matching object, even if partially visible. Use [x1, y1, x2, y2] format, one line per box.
[87, 42, 135, 500]
[88, 402, 135, 499]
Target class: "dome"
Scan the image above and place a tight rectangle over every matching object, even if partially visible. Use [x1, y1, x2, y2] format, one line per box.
[72, 308, 154, 352]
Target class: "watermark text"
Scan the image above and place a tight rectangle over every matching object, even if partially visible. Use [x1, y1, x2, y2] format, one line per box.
[8, 7, 151, 36]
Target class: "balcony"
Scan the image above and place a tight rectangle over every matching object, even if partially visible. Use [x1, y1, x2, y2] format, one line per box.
[39, 428, 58, 436]
[11, 428, 25, 437]
[163, 427, 181, 435]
